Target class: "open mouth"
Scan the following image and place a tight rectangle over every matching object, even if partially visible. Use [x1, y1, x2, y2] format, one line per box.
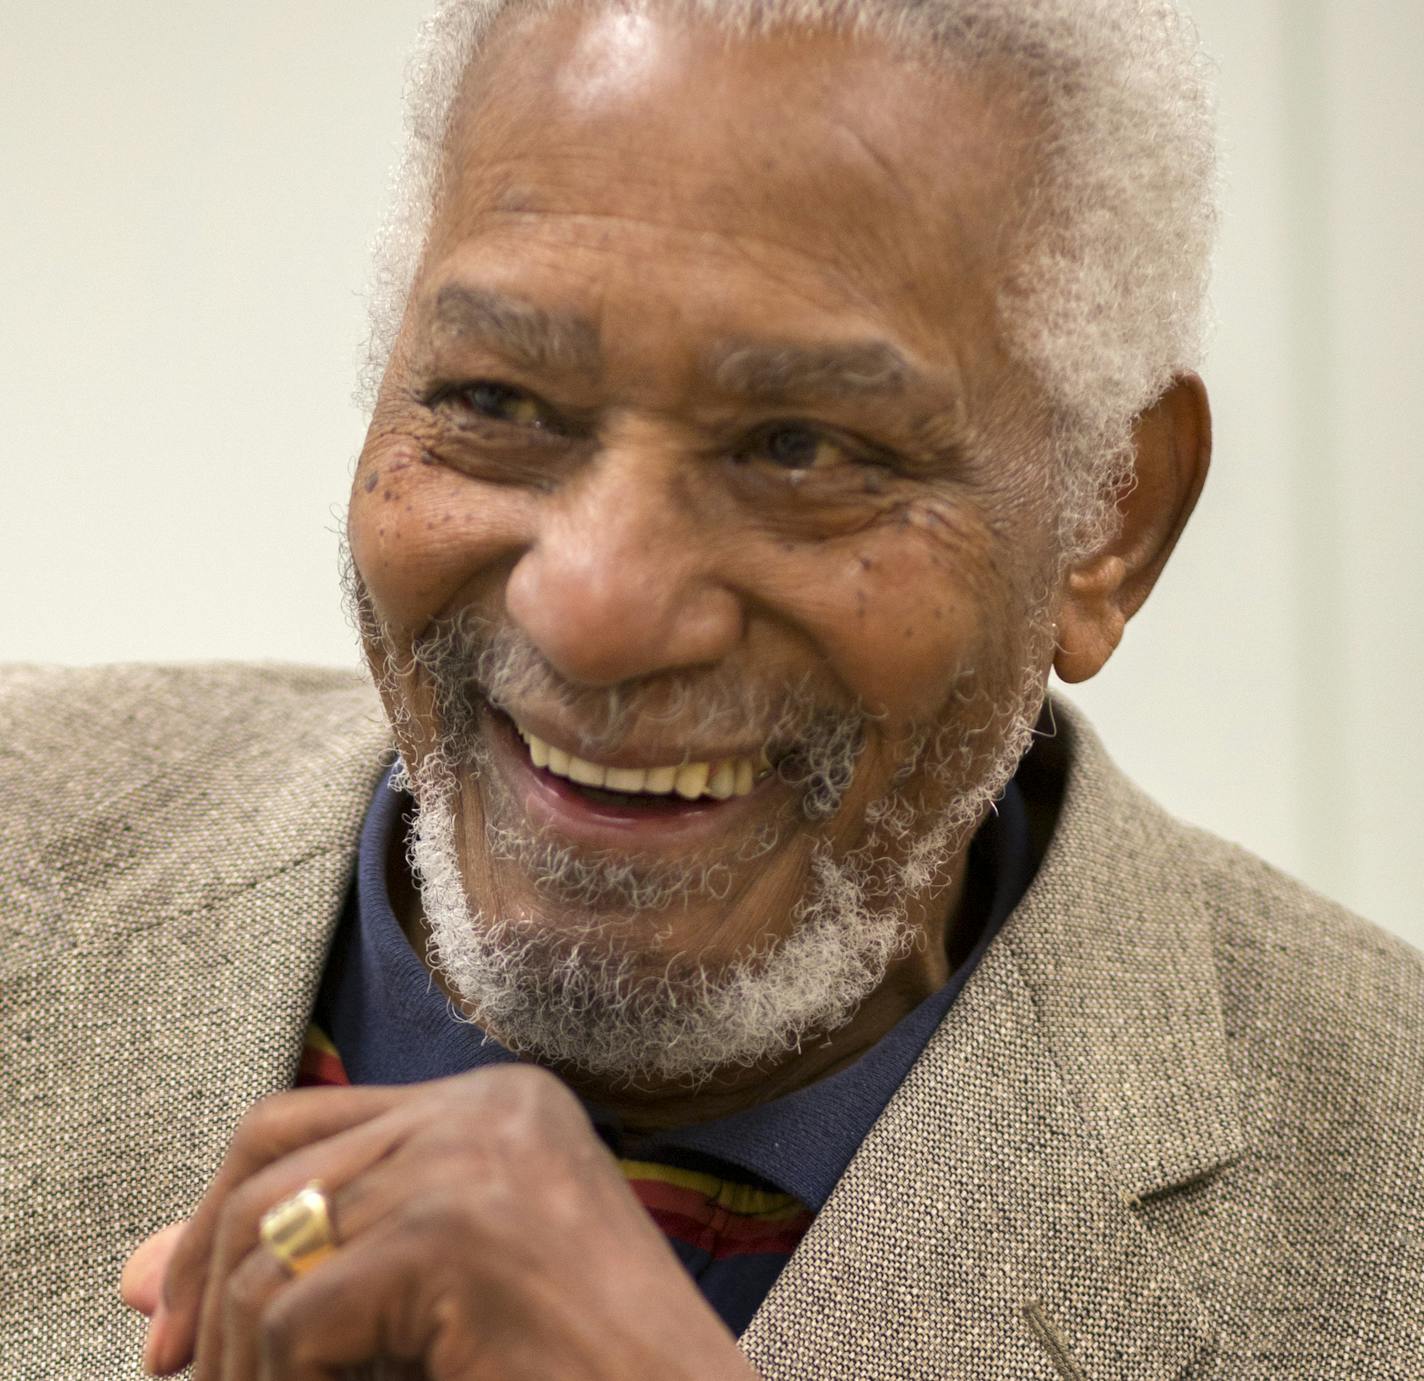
[489, 707, 776, 818]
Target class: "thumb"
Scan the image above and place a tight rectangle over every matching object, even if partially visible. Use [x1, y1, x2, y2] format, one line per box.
[119, 1222, 189, 1316]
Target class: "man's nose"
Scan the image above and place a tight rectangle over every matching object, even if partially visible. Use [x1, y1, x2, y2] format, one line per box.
[503, 448, 744, 687]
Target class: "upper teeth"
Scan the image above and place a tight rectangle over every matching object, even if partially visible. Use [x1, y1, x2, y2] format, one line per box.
[517, 726, 767, 800]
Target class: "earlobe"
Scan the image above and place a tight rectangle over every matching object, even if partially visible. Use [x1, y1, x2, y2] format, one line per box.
[1051, 373, 1212, 685]
[1053, 556, 1127, 684]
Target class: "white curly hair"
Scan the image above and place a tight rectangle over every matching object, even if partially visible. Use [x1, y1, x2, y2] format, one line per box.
[357, 0, 1217, 562]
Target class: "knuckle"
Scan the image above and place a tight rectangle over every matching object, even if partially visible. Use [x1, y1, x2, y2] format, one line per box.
[504, 1061, 576, 1102]
[482, 1065, 585, 1131]
[258, 1295, 301, 1367]
[225, 1176, 278, 1238]
[223, 1256, 272, 1322]
[435, 1069, 598, 1194]
[395, 1184, 467, 1239]
[234, 1092, 291, 1145]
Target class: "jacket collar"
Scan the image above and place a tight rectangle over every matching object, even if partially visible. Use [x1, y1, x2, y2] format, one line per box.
[1003, 698, 1245, 1203]
[740, 698, 1244, 1378]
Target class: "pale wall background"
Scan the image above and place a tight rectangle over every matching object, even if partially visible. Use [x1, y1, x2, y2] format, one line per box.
[3, 1, 1421, 945]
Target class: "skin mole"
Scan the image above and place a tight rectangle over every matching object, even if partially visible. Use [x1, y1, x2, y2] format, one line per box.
[364, 471, 381, 493]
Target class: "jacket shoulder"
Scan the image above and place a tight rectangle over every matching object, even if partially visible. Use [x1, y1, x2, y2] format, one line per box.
[1047, 700, 1421, 1077]
[1158, 816, 1424, 1172]
[0, 660, 383, 785]
[0, 664, 390, 1376]
[1184, 821, 1424, 1071]
[1135, 827, 1424, 1372]
[0, 661, 391, 931]
[0, 658, 375, 737]
[1043, 703, 1424, 1370]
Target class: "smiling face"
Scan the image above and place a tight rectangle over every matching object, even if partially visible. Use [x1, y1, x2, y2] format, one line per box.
[346, 6, 1068, 1096]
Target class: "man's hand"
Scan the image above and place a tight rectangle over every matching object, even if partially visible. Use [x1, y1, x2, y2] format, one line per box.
[120, 1066, 758, 1380]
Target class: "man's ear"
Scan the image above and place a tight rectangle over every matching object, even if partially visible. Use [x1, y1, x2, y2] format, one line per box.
[1053, 372, 1212, 684]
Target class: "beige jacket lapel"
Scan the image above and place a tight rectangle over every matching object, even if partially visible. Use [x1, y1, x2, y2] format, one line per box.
[740, 703, 1246, 1379]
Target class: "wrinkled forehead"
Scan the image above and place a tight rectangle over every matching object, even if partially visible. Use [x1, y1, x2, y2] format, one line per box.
[421, 5, 1035, 334]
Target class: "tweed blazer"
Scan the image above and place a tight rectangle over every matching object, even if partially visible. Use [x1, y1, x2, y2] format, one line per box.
[2, 662, 1422, 1380]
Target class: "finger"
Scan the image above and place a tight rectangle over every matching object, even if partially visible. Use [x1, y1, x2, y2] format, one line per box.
[121, 1221, 189, 1315]
[249, 1223, 444, 1381]
[216, 1245, 291, 1381]
[181, 1106, 417, 1381]
[154, 1087, 409, 1376]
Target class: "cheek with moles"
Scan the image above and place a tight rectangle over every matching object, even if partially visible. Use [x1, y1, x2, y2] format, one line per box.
[348, 409, 531, 640]
[347, 399, 532, 767]
[349, 384, 1042, 854]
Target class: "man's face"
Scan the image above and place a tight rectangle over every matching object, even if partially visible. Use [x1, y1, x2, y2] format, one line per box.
[347, 8, 1061, 1079]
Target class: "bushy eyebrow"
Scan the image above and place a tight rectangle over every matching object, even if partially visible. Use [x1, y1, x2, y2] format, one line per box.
[429, 285, 602, 375]
[709, 336, 972, 461]
[708, 338, 912, 402]
[424, 287, 955, 438]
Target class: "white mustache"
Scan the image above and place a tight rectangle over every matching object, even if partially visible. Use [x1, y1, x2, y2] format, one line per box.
[409, 607, 869, 819]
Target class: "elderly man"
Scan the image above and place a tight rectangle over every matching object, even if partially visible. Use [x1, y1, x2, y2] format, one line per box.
[3, 0, 1421, 1376]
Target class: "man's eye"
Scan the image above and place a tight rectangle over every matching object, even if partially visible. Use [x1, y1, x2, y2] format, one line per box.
[440, 381, 548, 429]
[741, 424, 846, 471]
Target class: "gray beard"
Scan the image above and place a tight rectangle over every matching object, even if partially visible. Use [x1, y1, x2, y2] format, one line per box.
[398, 659, 1044, 1088]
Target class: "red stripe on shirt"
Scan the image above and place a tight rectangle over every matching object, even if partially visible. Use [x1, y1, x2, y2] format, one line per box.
[296, 1023, 812, 1260]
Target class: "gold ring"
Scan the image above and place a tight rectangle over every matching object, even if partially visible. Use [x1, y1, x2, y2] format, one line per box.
[258, 1182, 338, 1277]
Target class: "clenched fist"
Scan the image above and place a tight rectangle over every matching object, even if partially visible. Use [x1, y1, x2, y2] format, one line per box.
[120, 1065, 759, 1380]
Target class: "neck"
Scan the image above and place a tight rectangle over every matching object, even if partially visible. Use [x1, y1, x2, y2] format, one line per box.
[389, 827, 973, 1130]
